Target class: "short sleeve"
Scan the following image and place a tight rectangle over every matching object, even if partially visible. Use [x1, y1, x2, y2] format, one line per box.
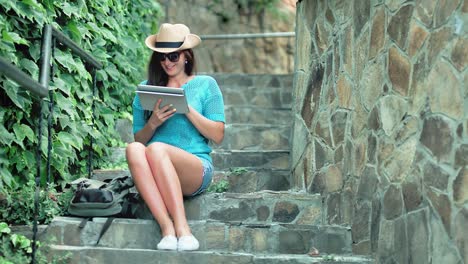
[203, 77, 225, 123]
[132, 95, 146, 134]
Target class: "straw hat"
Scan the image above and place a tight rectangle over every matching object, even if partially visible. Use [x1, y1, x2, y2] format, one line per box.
[145, 23, 201, 53]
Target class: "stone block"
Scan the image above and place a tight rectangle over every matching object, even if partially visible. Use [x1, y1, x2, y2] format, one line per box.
[388, 47, 411, 96]
[388, 4, 414, 49]
[430, 212, 463, 264]
[351, 202, 371, 243]
[402, 179, 423, 212]
[273, 201, 300, 223]
[360, 56, 384, 111]
[453, 166, 468, 204]
[331, 110, 348, 147]
[204, 224, 226, 250]
[336, 75, 352, 108]
[250, 228, 269, 253]
[407, 208, 430, 264]
[228, 226, 246, 252]
[423, 161, 450, 191]
[383, 184, 403, 220]
[357, 165, 379, 202]
[369, 7, 386, 58]
[434, 0, 461, 27]
[415, 0, 437, 26]
[310, 164, 343, 195]
[428, 27, 454, 65]
[454, 207, 468, 263]
[455, 144, 468, 167]
[420, 115, 455, 162]
[209, 200, 255, 222]
[279, 230, 308, 254]
[353, 0, 371, 38]
[426, 59, 463, 119]
[408, 21, 429, 58]
[296, 206, 322, 225]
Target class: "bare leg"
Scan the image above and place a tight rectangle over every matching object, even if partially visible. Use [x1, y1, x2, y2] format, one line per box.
[145, 142, 203, 237]
[126, 142, 175, 237]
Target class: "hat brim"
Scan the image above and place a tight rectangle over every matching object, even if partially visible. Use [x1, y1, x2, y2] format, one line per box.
[145, 34, 201, 53]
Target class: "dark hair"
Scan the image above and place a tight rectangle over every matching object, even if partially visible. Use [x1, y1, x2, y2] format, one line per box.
[147, 49, 196, 86]
[144, 49, 196, 119]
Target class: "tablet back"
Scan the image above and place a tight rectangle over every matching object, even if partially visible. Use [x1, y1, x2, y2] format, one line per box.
[136, 85, 189, 113]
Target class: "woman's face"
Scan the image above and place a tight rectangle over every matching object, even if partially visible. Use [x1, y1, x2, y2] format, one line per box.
[159, 51, 186, 78]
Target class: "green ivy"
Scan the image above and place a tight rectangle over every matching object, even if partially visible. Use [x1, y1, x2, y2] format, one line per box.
[0, 0, 163, 224]
[0, 222, 69, 263]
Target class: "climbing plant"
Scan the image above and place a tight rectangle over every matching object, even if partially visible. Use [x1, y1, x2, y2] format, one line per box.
[0, 0, 162, 223]
[207, 0, 287, 23]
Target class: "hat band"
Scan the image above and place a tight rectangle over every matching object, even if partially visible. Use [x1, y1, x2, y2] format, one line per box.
[155, 41, 183, 48]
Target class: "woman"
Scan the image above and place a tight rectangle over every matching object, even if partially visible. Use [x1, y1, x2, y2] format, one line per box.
[126, 23, 225, 251]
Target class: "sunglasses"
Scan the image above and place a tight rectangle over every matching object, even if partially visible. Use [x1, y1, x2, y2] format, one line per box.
[159, 52, 180, 62]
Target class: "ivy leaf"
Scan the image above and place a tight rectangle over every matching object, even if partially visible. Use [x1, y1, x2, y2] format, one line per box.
[13, 123, 35, 143]
[2, 79, 32, 110]
[99, 28, 117, 42]
[54, 50, 77, 72]
[0, 222, 11, 234]
[51, 77, 70, 95]
[65, 20, 82, 41]
[2, 31, 29, 45]
[0, 123, 15, 146]
[19, 58, 39, 78]
[55, 93, 77, 121]
[60, 2, 79, 17]
[57, 131, 83, 150]
[105, 63, 120, 80]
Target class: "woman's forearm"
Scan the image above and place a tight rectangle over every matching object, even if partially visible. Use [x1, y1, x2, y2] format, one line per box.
[134, 121, 158, 144]
[186, 106, 225, 144]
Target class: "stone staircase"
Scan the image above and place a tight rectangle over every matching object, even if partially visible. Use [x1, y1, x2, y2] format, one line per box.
[41, 74, 373, 263]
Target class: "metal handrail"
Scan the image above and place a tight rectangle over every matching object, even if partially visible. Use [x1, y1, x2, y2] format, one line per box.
[1, 24, 103, 264]
[200, 31, 295, 40]
[0, 57, 48, 98]
[52, 27, 102, 69]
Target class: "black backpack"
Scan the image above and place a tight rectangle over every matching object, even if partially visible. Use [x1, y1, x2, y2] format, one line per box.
[67, 175, 139, 245]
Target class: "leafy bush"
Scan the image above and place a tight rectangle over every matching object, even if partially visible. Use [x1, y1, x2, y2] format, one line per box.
[1, 181, 73, 225]
[207, 179, 229, 193]
[0, 0, 162, 224]
[0, 222, 69, 263]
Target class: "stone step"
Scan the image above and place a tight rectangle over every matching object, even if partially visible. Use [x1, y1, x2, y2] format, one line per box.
[49, 245, 373, 264]
[213, 168, 291, 193]
[221, 86, 291, 109]
[92, 167, 291, 193]
[209, 73, 294, 91]
[225, 106, 292, 125]
[45, 217, 353, 255]
[100, 147, 290, 174]
[136, 191, 323, 226]
[212, 124, 291, 151]
[212, 150, 289, 170]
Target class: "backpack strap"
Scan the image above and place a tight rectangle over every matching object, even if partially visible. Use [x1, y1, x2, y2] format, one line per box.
[95, 217, 115, 246]
[79, 217, 91, 228]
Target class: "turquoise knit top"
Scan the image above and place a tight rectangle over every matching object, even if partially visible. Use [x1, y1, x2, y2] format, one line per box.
[132, 75, 225, 163]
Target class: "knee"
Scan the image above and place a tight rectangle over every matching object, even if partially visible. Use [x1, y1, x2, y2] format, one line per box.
[126, 142, 146, 163]
[146, 142, 170, 161]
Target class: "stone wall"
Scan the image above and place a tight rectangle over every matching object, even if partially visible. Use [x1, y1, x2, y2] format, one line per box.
[158, 0, 296, 74]
[291, 0, 467, 263]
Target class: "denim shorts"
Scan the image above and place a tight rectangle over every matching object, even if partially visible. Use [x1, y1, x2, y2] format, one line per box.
[186, 158, 213, 197]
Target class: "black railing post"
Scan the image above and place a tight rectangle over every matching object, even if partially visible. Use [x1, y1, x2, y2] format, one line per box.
[88, 69, 97, 178]
[31, 24, 52, 264]
[46, 39, 56, 184]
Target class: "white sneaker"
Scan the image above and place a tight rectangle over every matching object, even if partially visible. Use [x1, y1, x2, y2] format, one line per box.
[157, 235, 177, 250]
[177, 235, 200, 251]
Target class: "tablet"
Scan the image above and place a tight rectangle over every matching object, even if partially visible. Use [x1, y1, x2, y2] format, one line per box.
[136, 84, 189, 113]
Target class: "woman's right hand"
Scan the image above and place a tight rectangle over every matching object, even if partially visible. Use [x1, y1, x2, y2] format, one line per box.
[148, 99, 177, 129]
